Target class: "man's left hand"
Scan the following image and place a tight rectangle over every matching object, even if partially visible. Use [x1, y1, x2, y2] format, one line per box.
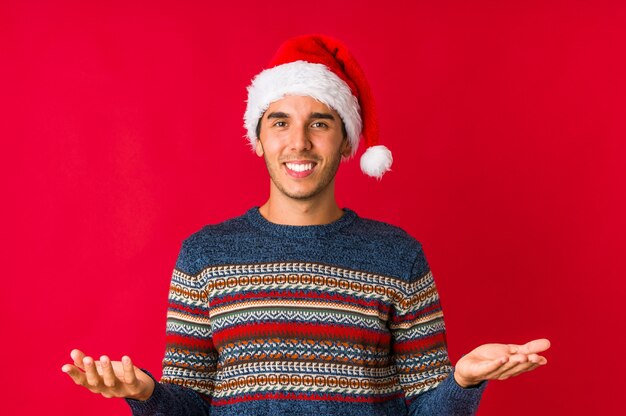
[454, 338, 550, 388]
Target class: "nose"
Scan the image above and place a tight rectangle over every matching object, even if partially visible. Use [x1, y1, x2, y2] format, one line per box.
[289, 124, 312, 152]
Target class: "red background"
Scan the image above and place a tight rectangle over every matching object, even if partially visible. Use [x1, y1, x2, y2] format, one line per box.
[2, 1, 624, 414]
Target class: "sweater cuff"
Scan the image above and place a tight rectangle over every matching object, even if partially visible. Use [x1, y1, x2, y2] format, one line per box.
[447, 367, 488, 396]
[125, 370, 165, 414]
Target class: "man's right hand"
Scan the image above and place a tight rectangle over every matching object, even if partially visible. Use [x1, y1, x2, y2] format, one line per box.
[61, 349, 155, 401]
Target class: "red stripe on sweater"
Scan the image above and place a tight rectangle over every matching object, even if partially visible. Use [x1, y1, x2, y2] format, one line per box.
[168, 302, 209, 316]
[392, 332, 446, 354]
[166, 334, 215, 350]
[213, 322, 389, 346]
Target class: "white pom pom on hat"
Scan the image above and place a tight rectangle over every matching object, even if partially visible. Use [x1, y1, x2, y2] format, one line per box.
[360, 145, 393, 180]
[244, 34, 392, 179]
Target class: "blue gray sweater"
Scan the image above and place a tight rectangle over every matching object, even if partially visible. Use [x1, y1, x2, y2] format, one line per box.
[127, 208, 486, 415]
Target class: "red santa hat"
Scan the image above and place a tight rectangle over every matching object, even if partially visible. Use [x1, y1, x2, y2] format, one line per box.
[244, 34, 393, 179]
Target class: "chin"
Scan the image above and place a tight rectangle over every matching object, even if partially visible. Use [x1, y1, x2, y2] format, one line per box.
[283, 190, 318, 200]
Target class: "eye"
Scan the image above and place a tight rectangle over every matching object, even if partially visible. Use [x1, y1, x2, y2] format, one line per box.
[273, 121, 287, 127]
[311, 121, 328, 128]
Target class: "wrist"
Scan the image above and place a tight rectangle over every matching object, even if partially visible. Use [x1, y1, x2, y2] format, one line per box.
[453, 369, 480, 389]
[129, 370, 156, 401]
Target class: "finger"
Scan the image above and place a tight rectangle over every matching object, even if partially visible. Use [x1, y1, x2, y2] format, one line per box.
[529, 354, 548, 365]
[498, 361, 539, 379]
[500, 361, 534, 378]
[507, 344, 521, 354]
[93, 359, 105, 376]
[100, 356, 118, 389]
[62, 364, 88, 386]
[527, 353, 548, 365]
[481, 352, 530, 379]
[483, 358, 522, 380]
[477, 356, 509, 374]
[83, 356, 103, 390]
[517, 338, 551, 355]
[71, 349, 86, 370]
[518, 362, 540, 375]
[122, 356, 138, 385]
[507, 353, 529, 365]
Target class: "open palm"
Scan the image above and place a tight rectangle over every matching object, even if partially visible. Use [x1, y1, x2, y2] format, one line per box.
[61, 349, 154, 400]
[454, 338, 550, 387]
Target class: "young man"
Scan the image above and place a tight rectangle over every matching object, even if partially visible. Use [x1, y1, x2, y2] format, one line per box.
[62, 35, 550, 415]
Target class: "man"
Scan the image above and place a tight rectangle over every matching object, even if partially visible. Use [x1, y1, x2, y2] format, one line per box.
[62, 35, 550, 415]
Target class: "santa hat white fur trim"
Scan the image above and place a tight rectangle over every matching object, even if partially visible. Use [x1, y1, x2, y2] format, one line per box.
[244, 61, 362, 157]
[360, 145, 393, 179]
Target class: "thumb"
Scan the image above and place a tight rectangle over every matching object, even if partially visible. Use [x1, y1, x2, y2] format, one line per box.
[517, 339, 551, 355]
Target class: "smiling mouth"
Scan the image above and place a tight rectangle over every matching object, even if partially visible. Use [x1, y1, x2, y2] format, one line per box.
[285, 162, 314, 172]
[284, 161, 317, 177]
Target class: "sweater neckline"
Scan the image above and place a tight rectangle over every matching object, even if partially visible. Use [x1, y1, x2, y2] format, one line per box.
[245, 207, 357, 238]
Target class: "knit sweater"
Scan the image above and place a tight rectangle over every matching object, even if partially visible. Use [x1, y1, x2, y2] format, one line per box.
[127, 208, 486, 415]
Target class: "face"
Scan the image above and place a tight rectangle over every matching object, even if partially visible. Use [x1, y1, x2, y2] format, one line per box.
[255, 95, 351, 201]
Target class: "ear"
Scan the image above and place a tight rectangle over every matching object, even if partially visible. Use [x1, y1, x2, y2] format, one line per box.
[255, 139, 264, 157]
[340, 138, 352, 158]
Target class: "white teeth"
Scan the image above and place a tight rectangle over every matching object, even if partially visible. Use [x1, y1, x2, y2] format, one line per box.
[286, 163, 313, 172]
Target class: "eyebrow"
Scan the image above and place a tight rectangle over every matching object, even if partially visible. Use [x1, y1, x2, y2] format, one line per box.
[266, 112, 336, 120]
[310, 112, 335, 120]
[267, 112, 289, 119]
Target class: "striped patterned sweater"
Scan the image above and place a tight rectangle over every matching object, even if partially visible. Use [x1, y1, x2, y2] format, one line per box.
[128, 208, 485, 415]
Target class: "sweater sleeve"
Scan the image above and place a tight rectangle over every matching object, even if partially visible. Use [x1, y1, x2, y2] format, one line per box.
[390, 243, 486, 415]
[126, 240, 217, 415]
[407, 368, 487, 416]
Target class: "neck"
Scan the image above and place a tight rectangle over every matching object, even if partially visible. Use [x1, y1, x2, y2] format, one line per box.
[259, 183, 344, 226]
